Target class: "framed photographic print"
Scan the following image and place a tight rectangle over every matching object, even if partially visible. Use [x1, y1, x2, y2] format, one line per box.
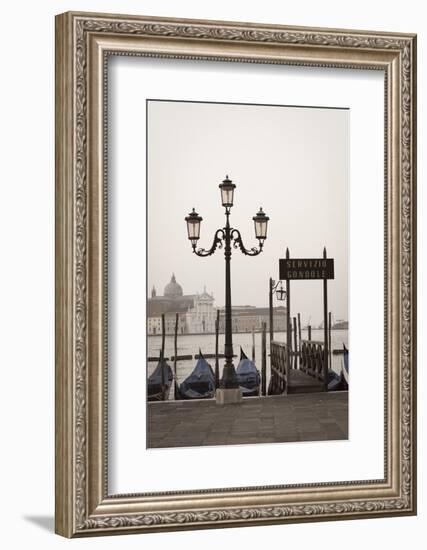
[55, 11, 417, 537]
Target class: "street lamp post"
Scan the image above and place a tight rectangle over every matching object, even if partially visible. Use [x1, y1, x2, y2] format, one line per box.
[185, 176, 269, 400]
[269, 278, 286, 343]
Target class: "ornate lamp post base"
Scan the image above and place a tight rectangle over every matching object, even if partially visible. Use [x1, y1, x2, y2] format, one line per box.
[215, 387, 243, 405]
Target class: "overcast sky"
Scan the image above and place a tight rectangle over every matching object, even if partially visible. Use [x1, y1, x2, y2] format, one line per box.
[147, 100, 348, 326]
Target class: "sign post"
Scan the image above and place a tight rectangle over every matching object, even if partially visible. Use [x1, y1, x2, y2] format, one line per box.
[279, 248, 334, 391]
[322, 247, 329, 391]
[269, 277, 274, 343]
[286, 248, 291, 388]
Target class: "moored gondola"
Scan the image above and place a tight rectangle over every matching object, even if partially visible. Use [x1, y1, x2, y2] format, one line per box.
[342, 344, 349, 386]
[236, 347, 260, 397]
[327, 368, 345, 391]
[178, 350, 215, 400]
[147, 354, 173, 401]
[327, 344, 348, 391]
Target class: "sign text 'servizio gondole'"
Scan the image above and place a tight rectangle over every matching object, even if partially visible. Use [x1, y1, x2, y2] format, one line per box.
[279, 258, 334, 280]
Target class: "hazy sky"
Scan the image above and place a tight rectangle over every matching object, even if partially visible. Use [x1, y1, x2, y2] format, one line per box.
[147, 100, 348, 326]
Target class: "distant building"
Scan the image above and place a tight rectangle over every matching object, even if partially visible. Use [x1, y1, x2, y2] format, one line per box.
[147, 274, 215, 334]
[218, 305, 287, 333]
[186, 288, 216, 333]
[332, 319, 348, 330]
[318, 319, 348, 330]
[147, 274, 287, 335]
[147, 316, 162, 335]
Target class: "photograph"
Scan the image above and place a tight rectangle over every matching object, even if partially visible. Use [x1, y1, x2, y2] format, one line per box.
[53, 10, 416, 537]
[146, 99, 349, 449]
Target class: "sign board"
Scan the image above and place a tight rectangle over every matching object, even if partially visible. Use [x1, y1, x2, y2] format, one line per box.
[279, 258, 334, 280]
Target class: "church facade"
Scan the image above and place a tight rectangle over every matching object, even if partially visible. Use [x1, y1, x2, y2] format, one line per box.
[186, 288, 217, 334]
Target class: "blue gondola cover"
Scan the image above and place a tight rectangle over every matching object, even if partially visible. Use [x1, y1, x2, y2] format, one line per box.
[147, 358, 173, 400]
[236, 347, 260, 396]
[179, 351, 215, 399]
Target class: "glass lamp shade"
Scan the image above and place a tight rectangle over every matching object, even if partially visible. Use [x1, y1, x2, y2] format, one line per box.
[219, 175, 236, 208]
[253, 207, 269, 240]
[276, 285, 286, 301]
[185, 208, 202, 243]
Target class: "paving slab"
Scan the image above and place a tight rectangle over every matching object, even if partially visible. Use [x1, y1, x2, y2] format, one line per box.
[147, 392, 348, 448]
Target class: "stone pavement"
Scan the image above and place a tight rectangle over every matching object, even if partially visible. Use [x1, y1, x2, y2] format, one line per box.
[147, 391, 348, 448]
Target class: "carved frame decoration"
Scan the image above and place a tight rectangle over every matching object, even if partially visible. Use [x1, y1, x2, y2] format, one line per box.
[55, 11, 417, 537]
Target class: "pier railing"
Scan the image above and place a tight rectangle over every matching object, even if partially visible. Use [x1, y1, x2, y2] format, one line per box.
[299, 339, 326, 381]
[270, 339, 327, 395]
[269, 341, 290, 394]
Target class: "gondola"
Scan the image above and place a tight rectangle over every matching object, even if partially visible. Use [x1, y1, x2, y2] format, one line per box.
[342, 344, 349, 386]
[236, 347, 260, 397]
[327, 344, 348, 391]
[147, 354, 173, 401]
[327, 368, 345, 391]
[178, 350, 215, 400]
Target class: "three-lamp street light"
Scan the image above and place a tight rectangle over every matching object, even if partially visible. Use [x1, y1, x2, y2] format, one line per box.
[185, 175, 269, 391]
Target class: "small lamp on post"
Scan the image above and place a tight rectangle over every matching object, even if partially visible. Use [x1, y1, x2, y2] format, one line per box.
[269, 279, 287, 343]
[276, 283, 286, 302]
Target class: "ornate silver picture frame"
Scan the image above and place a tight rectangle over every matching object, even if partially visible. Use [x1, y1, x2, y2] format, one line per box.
[55, 11, 416, 537]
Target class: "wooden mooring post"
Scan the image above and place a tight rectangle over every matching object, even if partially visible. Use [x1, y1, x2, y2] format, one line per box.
[161, 313, 166, 400]
[161, 313, 166, 357]
[297, 312, 302, 353]
[261, 322, 267, 396]
[308, 325, 312, 341]
[269, 277, 274, 343]
[173, 313, 179, 400]
[323, 248, 329, 391]
[293, 317, 298, 369]
[252, 327, 256, 362]
[285, 248, 291, 384]
[214, 309, 220, 388]
[328, 311, 332, 370]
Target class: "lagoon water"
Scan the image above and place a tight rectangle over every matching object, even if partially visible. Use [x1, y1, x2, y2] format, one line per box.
[148, 329, 348, 400]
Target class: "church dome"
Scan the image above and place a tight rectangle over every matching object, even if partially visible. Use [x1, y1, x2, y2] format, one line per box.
[164, 274, 183, 298]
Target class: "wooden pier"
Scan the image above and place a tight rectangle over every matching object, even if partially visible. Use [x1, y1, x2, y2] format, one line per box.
[269, 335, 331, 395]
[286, 369, 324, 394]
